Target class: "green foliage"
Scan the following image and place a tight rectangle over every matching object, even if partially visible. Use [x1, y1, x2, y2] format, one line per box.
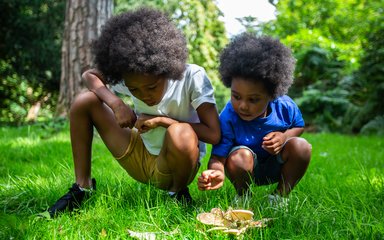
[292, 45, 351, 132]
[211, 76, 230, 111]
[343, 14, 384, 133]
[0, 0, 65, 91]
[0, 0, 64, 123]
[360, 115, 384, 136]
[293, 45, 345, 95]
[256, 0, 383, 133]
[0, 60, 48, 123]
[295, 86, 351, 132]
[260, 0, 379, 76]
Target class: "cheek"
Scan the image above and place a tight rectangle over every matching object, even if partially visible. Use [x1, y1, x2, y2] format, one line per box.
[231, 102, 241, 114]
[250, 104, 264, 115]
[153, 87, 165, 101]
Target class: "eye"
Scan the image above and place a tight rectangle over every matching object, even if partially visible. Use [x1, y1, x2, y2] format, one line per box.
[232, 94, 240, 100]
[148, 85, 157, 90]
[249, 98, 260, 103]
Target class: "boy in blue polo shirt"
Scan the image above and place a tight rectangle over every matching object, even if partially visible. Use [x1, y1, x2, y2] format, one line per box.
[198, 33, 312, 202]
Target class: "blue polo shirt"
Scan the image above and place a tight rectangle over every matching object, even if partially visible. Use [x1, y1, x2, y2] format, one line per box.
[212, 95, 305, 160]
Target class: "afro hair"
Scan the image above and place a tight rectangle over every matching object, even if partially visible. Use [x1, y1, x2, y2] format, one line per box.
[219, 33, 296, 99]
[92, 7, 188, 85]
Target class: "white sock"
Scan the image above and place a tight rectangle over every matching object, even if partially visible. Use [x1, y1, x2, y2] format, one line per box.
[79, 186, 94, 192]
[168, 191, 176, 197]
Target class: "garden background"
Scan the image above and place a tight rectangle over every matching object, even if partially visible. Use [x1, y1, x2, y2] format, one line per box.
[1, 0, 383, 239]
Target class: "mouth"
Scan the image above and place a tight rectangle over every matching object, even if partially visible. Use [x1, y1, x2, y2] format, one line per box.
[238, 112, 253, 119]
[239, 112, 251, 117]
[144, 100, 157, 106]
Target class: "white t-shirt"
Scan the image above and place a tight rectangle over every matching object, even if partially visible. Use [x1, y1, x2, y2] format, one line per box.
[111, 64, 216, 159]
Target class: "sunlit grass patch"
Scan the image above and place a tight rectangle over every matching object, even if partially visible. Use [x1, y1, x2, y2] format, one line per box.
[0, 124, 383, 239]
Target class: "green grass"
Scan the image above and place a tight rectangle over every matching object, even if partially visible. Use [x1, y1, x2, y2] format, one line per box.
[1, 123, 383, 239]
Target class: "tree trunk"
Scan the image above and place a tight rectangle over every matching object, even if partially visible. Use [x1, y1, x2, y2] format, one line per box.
[56, 0, 113, 117]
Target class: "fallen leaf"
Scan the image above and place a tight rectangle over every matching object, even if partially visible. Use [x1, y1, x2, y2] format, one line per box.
[196, 208, 272, 236]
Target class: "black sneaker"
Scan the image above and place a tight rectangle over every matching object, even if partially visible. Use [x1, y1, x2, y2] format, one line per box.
[173, 187, 193, 205]
[48, 178, 96, 218]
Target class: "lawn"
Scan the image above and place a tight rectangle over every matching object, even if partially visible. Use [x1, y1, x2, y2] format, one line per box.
[0, 122, 383, 239]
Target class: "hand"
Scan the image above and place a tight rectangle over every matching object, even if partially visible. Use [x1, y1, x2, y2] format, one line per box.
[134, 114, 160, 133]
[262, 131, 287, 155]
[112, 102, 137, 128]
[197, 170, 225, 191]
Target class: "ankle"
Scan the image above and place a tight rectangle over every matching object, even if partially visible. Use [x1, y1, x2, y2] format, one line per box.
[76, 179, 94, 189]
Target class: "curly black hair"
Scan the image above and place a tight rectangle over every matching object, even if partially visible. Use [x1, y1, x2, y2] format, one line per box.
[92, 7, 188, 85]
[219, 33, 296, 98]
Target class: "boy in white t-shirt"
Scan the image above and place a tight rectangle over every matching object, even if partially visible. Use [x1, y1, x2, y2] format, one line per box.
[47, 7, 220, 218]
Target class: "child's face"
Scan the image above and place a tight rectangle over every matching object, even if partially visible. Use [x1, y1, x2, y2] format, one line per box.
[230, 77, 272, 121]
[123, 73, 167, 106]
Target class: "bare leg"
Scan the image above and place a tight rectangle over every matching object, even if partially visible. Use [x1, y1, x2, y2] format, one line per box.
[225, 149, 254, 196]
[278, 137, 311, 195]
[69, 91, 131, 188]
[156, 123, 199, 192]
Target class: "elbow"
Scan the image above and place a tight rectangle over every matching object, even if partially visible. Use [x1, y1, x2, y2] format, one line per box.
[81, 70, 91, 86]
[81, 69, 103, 89]
[210, 131, 221, 145]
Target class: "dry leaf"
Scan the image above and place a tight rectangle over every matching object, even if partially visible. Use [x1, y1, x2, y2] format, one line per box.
[197, 208, 272, 236]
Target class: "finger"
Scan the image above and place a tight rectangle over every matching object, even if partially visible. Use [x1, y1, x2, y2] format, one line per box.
[274, 145, 283, 154]
[263, 132, 275, 140]
[198, 182, 211, 190]
[198, 176, 208, 184]
[202, 170, 214, 178]
[262, 139, 275, 147]
[208, 171, 222, 179]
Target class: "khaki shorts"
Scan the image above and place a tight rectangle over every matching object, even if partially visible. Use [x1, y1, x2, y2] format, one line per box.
[115, 129, 199, 190]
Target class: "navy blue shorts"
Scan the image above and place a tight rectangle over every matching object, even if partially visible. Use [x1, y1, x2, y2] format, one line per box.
[228, 146, 284, 186]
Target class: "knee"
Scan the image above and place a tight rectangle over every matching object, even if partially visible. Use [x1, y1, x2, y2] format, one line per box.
[285, 137, 312, 164]
[70, 91, 100, 115]
[226, 149, 254, 173]
[166, 123, 198, 152]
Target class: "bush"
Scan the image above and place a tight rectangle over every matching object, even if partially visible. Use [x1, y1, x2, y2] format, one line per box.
[0, 60, 53, 124]
[295, 84, 351, 132]
[361, 115, 384, 136]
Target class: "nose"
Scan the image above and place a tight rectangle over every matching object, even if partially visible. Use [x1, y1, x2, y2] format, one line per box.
[136, 89, 150, 99]
[239, 101, 248, 111]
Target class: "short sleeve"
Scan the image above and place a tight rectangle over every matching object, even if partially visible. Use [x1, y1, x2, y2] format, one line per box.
[187, 65, 216, 109]
[291, 105, 305, 127]
[279, 96, 305, 128]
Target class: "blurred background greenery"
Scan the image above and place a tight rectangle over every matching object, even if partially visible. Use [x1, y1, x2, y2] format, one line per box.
[0, 0, 383, 135]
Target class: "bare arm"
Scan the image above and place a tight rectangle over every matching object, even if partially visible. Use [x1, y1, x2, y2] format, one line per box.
[82, 69, 137, 128]
[191, 102, 221, 144]
[134, 102, 221, 144]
